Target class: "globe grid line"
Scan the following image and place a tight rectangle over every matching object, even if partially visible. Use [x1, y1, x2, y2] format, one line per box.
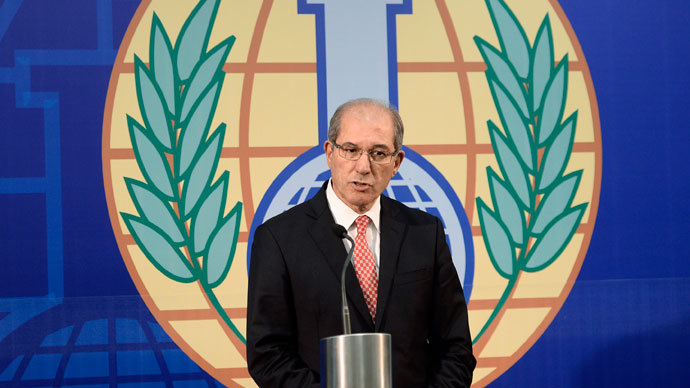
[235, 0, 275, 233]
[227, 62, 317, 73]
[156, 307, 248, 320]
[107, 143, 597, 161]
[117, 58, 589, 75]
[470, 295, 562, 310]
[119, 233, 250, 246]
[468, 221, 593, 237]
[108, 142, 597, 161]
[100, 1, 603, 387]
[398, 60, 588, 73]
[424, 0, 478, 236]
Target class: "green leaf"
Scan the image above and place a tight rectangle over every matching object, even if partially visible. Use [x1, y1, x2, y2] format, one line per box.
[182, 129, 224, 218]
[489, 121, 532, 209]
[122, 214, 195, 282]
[475, 37, 528, 118]
[150, 14, 176, 115]
[530, 15, 553, 113]
[177, 80, 222, 177]
[488, 168, 524, 244]
[532, 171, 582, 235]
[537, 112, 577, 191]
[175, 0, 221, 81]
[191, 172, 228, 255]
[524, 204, 586, 272]
[477, 199, 516, 279]
[128, 116, 174, 199]
[126, 178, 185, 244]
[536, 57, 568, 145]
[179, 38, 234, 122]
[204, 202, 242, 288]
[488, 77, 534, 170]
[134, 57, 173, 150]
[486, 0, 531, 79]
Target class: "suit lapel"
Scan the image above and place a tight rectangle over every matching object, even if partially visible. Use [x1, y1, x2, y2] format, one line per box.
[306, 188, 373, 329]
[375, 197, 405, 331]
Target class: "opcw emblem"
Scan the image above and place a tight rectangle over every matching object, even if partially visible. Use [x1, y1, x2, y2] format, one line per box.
[102, 0, 601, 386]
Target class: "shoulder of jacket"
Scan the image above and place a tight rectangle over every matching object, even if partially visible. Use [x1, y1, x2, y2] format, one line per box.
[382, 195, 440, 226]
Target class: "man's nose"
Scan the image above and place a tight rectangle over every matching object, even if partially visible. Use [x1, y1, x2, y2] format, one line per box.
[354, 151, 372, 174]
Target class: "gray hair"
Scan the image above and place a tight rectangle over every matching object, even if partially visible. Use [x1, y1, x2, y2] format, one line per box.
[327, 98, 404, 152]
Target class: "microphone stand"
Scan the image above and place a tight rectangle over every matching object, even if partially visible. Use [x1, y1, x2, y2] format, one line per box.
[320, 224, 392, 388]
[339, 231, 355, 334]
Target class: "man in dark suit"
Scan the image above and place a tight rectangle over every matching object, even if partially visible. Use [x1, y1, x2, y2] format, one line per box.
[247, 98, 475, 387]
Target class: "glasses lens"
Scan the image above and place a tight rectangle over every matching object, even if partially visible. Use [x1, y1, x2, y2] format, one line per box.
[369, 151, 389, 163]
[338, 145, 360, 160]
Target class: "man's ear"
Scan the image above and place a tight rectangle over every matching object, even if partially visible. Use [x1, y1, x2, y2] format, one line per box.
[324, 141, 334, 167]
[392, 149, 405, 176]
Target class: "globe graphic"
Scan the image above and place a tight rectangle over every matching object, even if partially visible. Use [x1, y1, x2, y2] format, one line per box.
[102, 1, 601, 387]
[0, 302, 223, 387]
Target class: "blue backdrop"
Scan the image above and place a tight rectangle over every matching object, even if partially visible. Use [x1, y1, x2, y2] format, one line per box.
[0, 0, 688, 386]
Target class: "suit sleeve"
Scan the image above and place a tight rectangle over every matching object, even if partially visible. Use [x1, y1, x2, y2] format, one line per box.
[427, 217, 477, 387]
[246, 224, 320, 388]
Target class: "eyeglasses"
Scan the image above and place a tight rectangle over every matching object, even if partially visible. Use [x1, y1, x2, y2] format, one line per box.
[332, 142, 397, 165]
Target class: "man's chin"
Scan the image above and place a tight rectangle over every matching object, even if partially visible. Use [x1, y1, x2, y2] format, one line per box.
[343, 193, 377, 212]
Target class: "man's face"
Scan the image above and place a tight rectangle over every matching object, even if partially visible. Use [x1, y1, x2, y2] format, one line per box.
[324, 105, 405, 214]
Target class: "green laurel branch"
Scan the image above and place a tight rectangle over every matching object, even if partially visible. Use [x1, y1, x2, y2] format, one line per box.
[473, 0, 589, 344]
[120, 0, 245, 344]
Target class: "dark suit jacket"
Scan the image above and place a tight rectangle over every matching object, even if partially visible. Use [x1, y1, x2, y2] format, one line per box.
[247, 185, 475, 387]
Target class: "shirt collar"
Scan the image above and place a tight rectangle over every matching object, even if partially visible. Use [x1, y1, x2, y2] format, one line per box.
[326, 179, 381, 233]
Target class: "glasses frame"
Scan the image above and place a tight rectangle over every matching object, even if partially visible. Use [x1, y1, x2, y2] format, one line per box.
[332, 142, 398, 165]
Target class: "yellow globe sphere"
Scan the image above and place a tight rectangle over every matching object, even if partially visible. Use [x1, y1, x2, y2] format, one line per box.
[102, 1, 601, 386]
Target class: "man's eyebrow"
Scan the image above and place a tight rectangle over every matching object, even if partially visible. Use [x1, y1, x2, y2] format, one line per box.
[340, 142, 392, 151]
[371, 144, 392, 151]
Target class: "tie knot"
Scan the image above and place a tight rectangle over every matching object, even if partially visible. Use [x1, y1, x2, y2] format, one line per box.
[355, 215, 369, 234]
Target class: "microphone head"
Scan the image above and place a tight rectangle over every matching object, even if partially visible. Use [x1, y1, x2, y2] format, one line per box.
[331, 224, 347, 238]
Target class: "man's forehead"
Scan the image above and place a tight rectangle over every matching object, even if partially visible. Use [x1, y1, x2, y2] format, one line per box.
[338, 106, 395, 147]
[344, 103, 391, 122]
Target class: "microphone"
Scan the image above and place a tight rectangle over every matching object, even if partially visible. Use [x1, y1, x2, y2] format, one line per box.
[332, 224, 355, 335]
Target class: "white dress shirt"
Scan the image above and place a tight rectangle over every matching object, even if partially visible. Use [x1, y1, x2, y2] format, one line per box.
[326, 179, 381, 269]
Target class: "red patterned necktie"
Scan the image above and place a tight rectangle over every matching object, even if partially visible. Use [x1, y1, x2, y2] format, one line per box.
[353, 215, 378, 322]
